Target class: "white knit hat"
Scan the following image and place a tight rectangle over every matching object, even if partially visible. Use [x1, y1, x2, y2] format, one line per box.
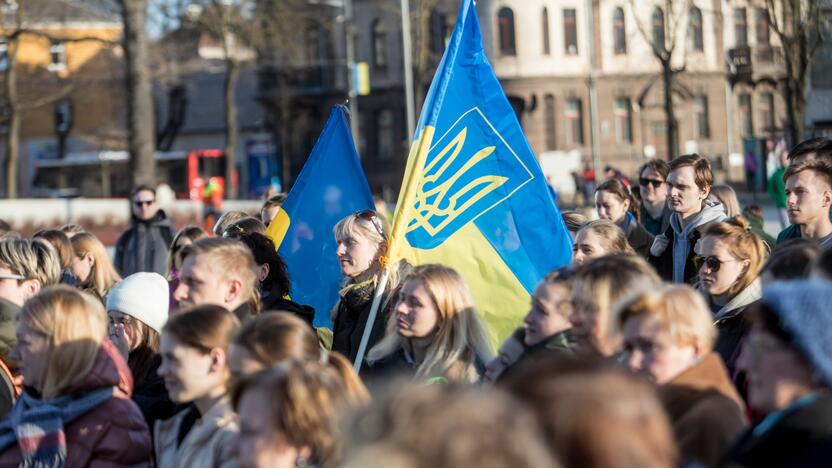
[106, 272, 169, 333]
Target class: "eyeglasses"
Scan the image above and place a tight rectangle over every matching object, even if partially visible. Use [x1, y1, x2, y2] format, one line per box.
[134, 200, 155, 207]
[639, 178, 665, 188]
[693, 255, 739, 272]
[355, 210, 385, 237]
[0, 273, 25, 281]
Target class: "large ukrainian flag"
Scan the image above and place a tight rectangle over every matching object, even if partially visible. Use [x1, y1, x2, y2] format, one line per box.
[266, 106, 375, 328]
[387, 0, 573, 346]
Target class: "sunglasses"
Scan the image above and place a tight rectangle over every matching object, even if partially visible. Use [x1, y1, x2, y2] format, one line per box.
[134, 200, 155, 207]
[693, 255, 739, 272]
[639, 178, 665, 188]
[355, 210, 385, 237]
[0, 273, 25, 281]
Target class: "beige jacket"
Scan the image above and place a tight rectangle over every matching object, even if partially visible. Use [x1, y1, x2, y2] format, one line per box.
[154, 396, 238, 468]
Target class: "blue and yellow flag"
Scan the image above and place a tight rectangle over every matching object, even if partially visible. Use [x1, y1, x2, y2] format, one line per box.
[266, 106, 374, 328]
[387, 0, 573, 346]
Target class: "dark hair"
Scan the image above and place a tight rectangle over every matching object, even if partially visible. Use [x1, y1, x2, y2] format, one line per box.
[762, 239, 819, 280]
[33, 229, 73, 270]
[261, 194, 287, 216]
[233, 312, 318, 366]
[787, 137, 832, 163]
[748, 302, 795, 346]
[131, 185, 156, 199]
[224, 217, 267, 237]
[595, 178, 639, 221]
[127, 322, 161, 389]
[163, 304, 240, 354]
[783, 159, 832, 189]
[237, 233, 291, 297]
[669, 153, 713, 191]
[638, 159, 670, 180]
[168, 225, 207, 276]
[813, 247, 832, 280]
[0, 220, 10, 237]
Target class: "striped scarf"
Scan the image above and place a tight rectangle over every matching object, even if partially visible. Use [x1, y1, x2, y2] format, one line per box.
[0, 386, 114, 467]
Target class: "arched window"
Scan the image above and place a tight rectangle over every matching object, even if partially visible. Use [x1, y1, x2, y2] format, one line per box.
[498, 7, 516, 55]
[371, 19, 387, 68]
[652, 7, 665, 50]
[305, 25, 321, 65]
[613, 7, 626, 54]
[689, 7, 704, 52]
[542, 7, 551, 55]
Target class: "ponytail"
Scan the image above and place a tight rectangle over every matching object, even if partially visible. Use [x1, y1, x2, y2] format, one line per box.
[596, 179, 640, 222]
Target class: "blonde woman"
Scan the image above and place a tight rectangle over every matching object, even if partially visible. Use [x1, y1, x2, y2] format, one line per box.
[0, 286, 152, 465]
[569, 254, 661, 357]
[696, 216, 767, 378]
[572, 219, 636, 265]
[619, 285, 747, 467]
[70, 232, 122, 302]
[332, 210, 406, 365]
[366, 264, 493, 384]
[710, 184, 742, 218]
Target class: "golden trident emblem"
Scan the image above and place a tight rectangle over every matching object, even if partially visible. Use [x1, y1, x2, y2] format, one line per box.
[407, 127, 508, 237]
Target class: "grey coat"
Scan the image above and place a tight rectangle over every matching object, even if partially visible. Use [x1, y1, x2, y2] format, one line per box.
[114, 210, 175, 277]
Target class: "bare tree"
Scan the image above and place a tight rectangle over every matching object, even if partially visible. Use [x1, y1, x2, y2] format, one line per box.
[630, 0, 695, 160]
[119, 0, 157, 190]
[765, 0, 826, 144]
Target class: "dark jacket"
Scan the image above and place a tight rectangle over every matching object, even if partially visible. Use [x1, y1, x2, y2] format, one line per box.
[649, 203, 727, 284]
[659, 353, 747, 468]
[776, 224, 801, 246]
[114, 210, 176, 277]
[524, 328, 576, 357]
[332, 279, 392, 365]
[640, 204, 671, 236]
[620, 214, 655, 259]
[261, 292, 316, 326]
[711, 280, 761, 386]
[0, 340, 153, 467]
[725, 392, 832, 468]
[132, 357, 176, 432]
[0, 300, 17, 420]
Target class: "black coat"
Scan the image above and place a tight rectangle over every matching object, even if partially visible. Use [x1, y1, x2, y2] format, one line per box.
[725, 392, 832, 467]
[331, 281, 391, 365]
[132, 357, 176, 431]
[648, 222, 706, 284]
[114, 210, 175, 277]
[627, 221, 655, 259]
[261, 293, 315, 327]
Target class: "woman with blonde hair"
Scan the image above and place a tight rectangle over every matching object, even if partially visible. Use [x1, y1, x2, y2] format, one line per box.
[711, 184, 742, 218]
[695, 216, 767, 378]
[228, 312, 367, 400]
[619, 285, 747, 467]
[595, 178, 654, 257]
[0, 285, 152, 465]
[569, 254, 661, 357]
[155, 305, 240, 467]
[70, 232, 121, 302]
[233, 359, 370, 468]
[332, 210, 406, 366]
[572, 219, 636, 265]
[366, 264, 493, 383]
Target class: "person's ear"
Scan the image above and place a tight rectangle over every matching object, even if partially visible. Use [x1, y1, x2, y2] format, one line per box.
[225, 278, 243, 304]
[85, 253, 95, 268]
[823, 189, 832, 208]
[700, 185, 710, 201]
[24, 279, 41, 300]
[208, 348, 227, 374]
[258, 264, 270, 283]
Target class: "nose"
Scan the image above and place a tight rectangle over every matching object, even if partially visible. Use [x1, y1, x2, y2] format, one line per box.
[573, 251, 585, 264]
[336, 242, 347, 256]
[173, 282, 188, 302]
[523, 309, 534, 326]
[395, 300, 408, 316]
[787, 193, 798, 206]
[626, 349, 643, 372]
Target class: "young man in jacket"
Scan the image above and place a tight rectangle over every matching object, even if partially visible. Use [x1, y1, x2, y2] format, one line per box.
[114, 185, 176, 277]
[649, 154, 726, 283]
[775, 159, 832, 249]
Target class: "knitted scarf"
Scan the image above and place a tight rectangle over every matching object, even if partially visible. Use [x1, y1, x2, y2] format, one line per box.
[0, 386, 114, 467]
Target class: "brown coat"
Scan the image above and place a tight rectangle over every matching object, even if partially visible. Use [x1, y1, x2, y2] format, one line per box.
[659, 353, 748, 468]
[0, 339, 154, 467]
[154, 396, 238, 468]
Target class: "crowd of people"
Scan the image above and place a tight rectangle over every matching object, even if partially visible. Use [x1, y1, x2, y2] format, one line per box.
[0, 138, 831, 467]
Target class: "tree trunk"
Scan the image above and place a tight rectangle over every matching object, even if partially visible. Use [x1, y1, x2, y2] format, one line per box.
[119, 0, 156, 190]
[3, 36, 18, 198]
[278, 74, 292, 189]
[223, 58, 239, 199]
[662, 60, 678, 160]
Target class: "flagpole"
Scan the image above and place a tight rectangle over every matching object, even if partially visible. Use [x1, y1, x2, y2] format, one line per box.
[352, 269, 390, 373]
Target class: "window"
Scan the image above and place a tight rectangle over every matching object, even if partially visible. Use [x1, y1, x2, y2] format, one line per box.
[613, 7, 627, 54]
[544, 94, 556, 150]
[376, 109, 395, 160]
[0, 38, 7, 72]
[498, 7, 516, 55]
[371, 19, 387, 68]
[760, 92, 775, 132]
[542, 7, 551, 55]
[734, 8, 748, 47]
[565, 98, 584, 145]
[564, 9, 578, 55]
[694, 95, 710, 139]
[755, 8, 770, 45]
[739, 93, 753, 136]
[689, 7, 704, 52]
[49, 40, 66, 72]
[652, 8, 665, 50]
[305, 26, 320, 64]
[614, 98, 633, 143]
[430, 9, 448, 53]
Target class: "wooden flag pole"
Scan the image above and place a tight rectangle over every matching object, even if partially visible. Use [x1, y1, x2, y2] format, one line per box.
[352, 268, 391, 374]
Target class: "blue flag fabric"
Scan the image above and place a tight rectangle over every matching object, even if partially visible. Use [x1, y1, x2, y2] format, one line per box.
[387, 0, 573, 345]
[265, 106, 375, 328]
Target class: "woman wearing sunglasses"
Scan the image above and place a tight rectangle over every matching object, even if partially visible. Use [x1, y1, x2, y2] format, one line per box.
[594, 178, 654, 258]
[696, 216, 767, 382]
[331, 210, 406, 367]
